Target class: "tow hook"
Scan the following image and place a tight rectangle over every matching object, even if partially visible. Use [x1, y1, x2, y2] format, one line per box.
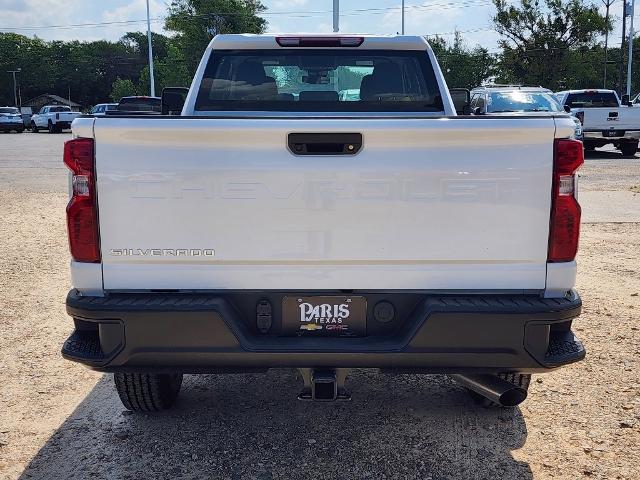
[298, 368, 351, 401]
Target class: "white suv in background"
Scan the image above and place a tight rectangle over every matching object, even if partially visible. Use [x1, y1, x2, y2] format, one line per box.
[0, 106, 25, 133]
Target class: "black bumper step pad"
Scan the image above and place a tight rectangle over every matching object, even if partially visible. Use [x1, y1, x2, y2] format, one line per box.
[62, 330, 104, 361]
[544, 331, 586, 367]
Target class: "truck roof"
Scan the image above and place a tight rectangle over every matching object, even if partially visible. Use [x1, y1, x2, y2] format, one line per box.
[556, 89, 617, 95]
[209, 34, 431, 51]
[472, 86, 552, 93]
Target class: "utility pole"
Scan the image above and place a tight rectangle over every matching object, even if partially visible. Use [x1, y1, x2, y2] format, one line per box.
[333, 0, 339, 32]
[402, 0, 405, 35]
[146, 0, 156, 97]
[627, 0, 635, 97]
[620, 1, 628, 95]
[603, 0, 616, 87]
[7, 69, 20, 107]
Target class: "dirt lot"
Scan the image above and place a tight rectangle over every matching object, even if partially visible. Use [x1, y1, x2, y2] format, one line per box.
[0, 132, 638, 480]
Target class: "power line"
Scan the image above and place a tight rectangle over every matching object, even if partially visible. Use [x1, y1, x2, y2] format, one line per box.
[0, 0, 502, 31]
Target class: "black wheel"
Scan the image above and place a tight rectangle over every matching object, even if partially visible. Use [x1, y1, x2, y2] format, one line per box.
[620, 141, 638, 158]
[114, 373, 183, 412]
[48, 121, 55, 134]
[31, 122, 38, 133]
[467, 373, 531, 408]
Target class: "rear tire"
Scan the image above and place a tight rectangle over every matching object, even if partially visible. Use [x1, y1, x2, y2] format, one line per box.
[31, 122, 38, 133]
[467, 373, 531, 408]
[114, 373, 183, 412]
[620, 141, 638, 158]
[48, 121, 55, 134]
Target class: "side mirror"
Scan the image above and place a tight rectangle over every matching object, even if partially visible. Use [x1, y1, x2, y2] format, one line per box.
[564, 105, 571, 113]
[161, 87, 189, 115]
[449, 88, 471, 115]
[621, 94, 633, 107]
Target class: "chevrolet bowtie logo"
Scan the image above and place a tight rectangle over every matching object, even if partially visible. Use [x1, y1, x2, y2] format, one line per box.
[300, 324, 323, 331]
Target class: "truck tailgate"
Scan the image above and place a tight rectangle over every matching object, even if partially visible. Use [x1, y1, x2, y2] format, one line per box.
[582, 107, 640, 131]
[94, 117, 555, 291]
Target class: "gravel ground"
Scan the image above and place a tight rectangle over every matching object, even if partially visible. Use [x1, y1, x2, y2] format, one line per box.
[0, 132, 638, 480]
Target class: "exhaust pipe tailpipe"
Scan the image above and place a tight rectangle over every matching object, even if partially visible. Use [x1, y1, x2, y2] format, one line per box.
[451, 374, 527, 407]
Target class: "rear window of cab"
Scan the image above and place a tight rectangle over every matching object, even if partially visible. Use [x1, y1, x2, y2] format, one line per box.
[564, 92, 619, 108]
[195, 49, 443, 112]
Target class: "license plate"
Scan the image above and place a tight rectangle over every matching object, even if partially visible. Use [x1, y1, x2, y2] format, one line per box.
[603, 130, 624, 137]
[282, 296, 367, 337]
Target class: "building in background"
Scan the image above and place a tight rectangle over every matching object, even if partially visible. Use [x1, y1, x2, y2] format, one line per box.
[23, 94, 81, 113]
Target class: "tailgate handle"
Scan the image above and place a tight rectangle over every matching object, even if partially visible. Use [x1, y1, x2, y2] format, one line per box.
[288, 133, 362, 156]
[608, 111, 618, 118]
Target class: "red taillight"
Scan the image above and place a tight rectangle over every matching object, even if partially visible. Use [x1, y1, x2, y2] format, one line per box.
[64, 138, 100, 263]
[276, 36, 364, 47]
[575, 111, 584, 125]
[548, 139, 584, 262]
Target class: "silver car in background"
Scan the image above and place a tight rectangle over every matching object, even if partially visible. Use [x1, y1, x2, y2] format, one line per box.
[470, 85, 583, 141]
[89, 103, 118, 117]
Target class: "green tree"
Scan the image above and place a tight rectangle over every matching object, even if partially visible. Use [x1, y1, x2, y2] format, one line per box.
[121, 32, 171, 61]
[155, 44, 192, 90]
[429, 33, 495, 89]
[493, 0, 611, 89]
[110, 77, 137, 102]
[0, 32, 153, 108]
[165, 0, 267, 74]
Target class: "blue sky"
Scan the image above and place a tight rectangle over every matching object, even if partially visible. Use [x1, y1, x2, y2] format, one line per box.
[0, 0, 631, 53]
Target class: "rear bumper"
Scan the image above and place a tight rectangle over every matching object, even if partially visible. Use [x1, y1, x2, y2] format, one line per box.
[55, 121, 72, 129]
[0, 123, 24, 131]
[62, 290, 585, 374]
[583, 130, 640, 140]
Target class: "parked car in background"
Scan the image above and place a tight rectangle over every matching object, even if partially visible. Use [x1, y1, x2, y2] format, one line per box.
[89, 103, 118, 116]
[30, 105, 81, 133]
[470, 86, 582, 140]
[0, 106, 25, 133]
[556, 89, 640, 157]
[115, 96, 161, 114]
[471, 85, 560, 113]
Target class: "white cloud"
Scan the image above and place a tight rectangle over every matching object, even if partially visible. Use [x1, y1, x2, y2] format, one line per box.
[0, 0, 166, 42]
[0, 0, 86, 40]
[271, 0, 309, 10]
[101, 0, 167, 40]
[376, 1, 499, 49]
[382, 1, 464, 36]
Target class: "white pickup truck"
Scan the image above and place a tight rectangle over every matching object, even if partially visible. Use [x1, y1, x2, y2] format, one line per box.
[556, 89, 640, 156]
[31, 105, 81, 133]
[63, 34, 585, 412]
